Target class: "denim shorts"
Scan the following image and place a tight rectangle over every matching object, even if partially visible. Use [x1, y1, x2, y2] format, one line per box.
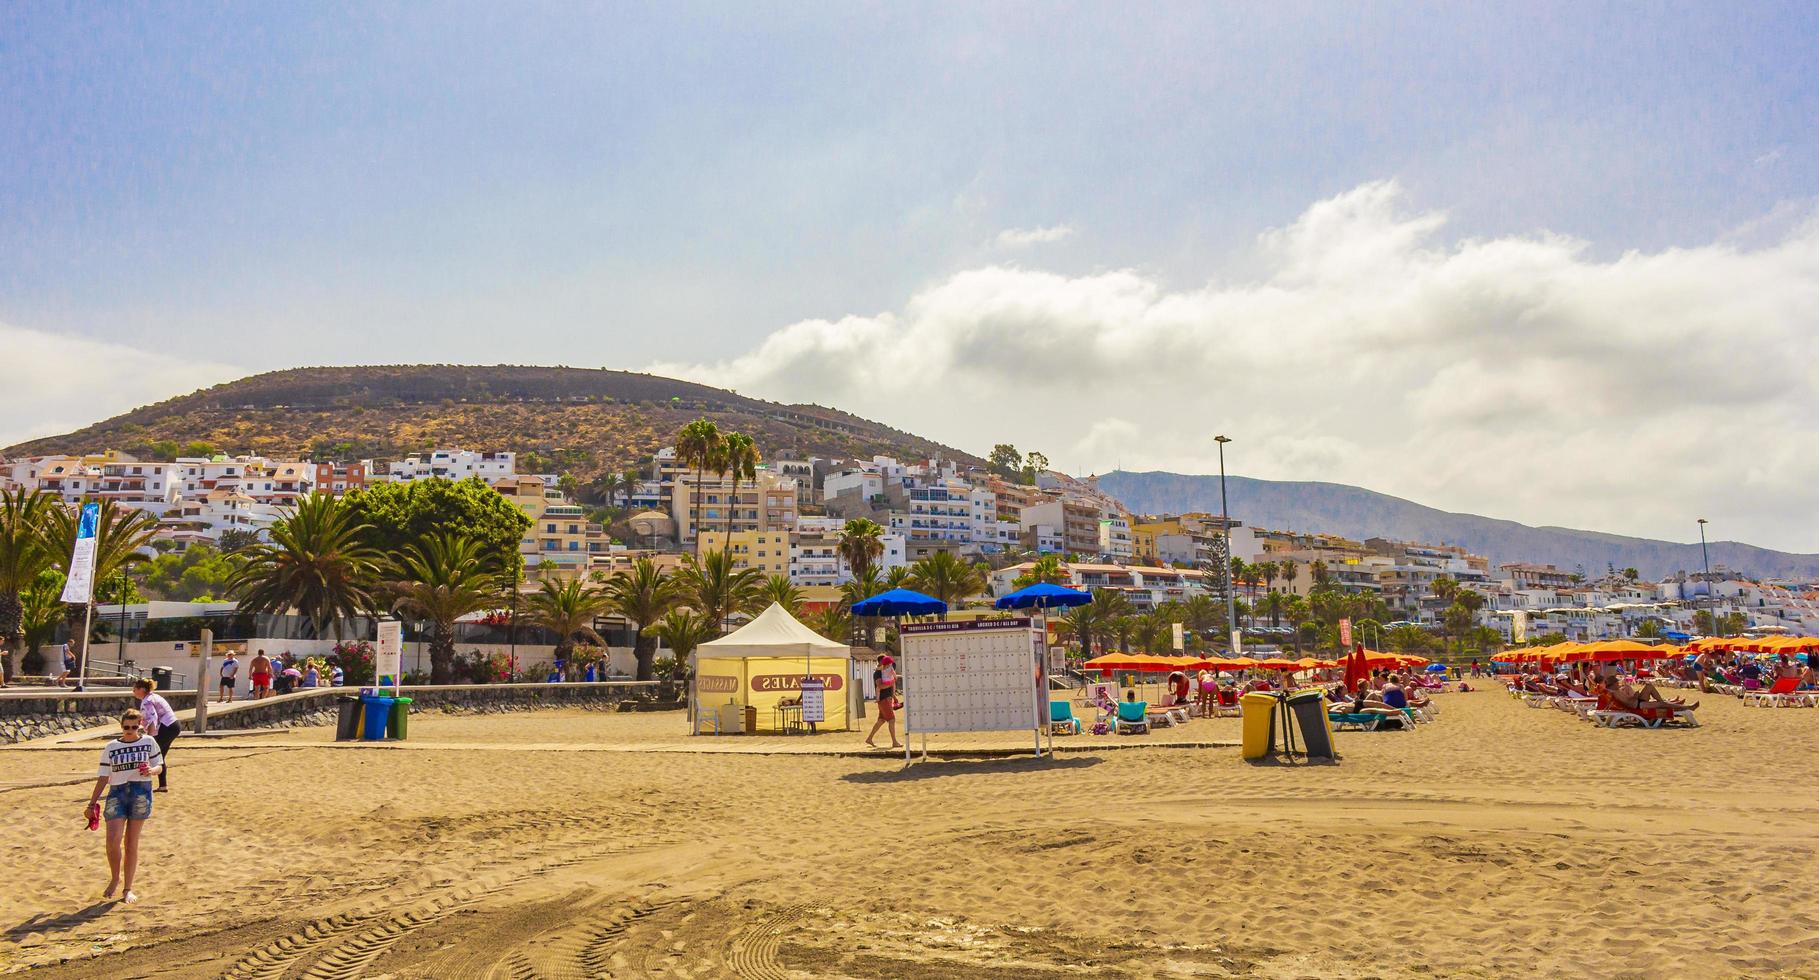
[103, 782, 153, 821]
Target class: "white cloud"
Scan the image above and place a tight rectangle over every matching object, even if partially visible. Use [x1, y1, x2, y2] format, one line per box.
[0, 322, 244, 447]
[993, 225, 1075, 247]
[653, 180, 1819, 550]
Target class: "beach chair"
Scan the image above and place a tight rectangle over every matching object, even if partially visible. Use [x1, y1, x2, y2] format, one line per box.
[1147, 702, 1190, 727]
[1049, 699, 1083, 735]
[1328, 712, 1381, 732]
[1742, 677, 1816, 708]
[1211, 689, 1242, 718]
[1115, 700, 1150, 735]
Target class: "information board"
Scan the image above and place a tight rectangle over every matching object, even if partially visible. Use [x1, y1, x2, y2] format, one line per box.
[899, 618, 1042, 734]
[800, 678, 825, 723]
[376, 620, 404, 693]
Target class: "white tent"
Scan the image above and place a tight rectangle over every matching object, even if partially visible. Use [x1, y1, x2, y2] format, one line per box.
[693, 603, 852, 732]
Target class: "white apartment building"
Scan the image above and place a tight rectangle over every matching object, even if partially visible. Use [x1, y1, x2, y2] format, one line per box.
[789, 516, 907, 587]
[158, 488, 284, 543]
[1098, 516, 1134, 559]
[386, 450, 516, 483]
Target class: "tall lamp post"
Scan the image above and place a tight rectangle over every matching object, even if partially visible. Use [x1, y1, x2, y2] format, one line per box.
[1215, 435, 1237, 652]
[1696, 518, 1712, 634]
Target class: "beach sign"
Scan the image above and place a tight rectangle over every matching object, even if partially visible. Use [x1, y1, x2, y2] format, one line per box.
[376, 619, 404, 693]
[1339, 617, 1353, 648]
[799, 677, 825, 723]
[1172, 622, 1185, 651]
[59, 502, 100, 603]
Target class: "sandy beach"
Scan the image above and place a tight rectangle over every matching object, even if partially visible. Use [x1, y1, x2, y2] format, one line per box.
[3, 688, 1816, 978]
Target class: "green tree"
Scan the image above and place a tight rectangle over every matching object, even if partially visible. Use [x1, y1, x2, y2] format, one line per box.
[675, 418, 723, 550]
[1012, 555, 1067, 589]
[838, 518, 886, 581]
[139, 544, 240, 602]
[718, 431, 759, 552]
[1131, 609, 1170, 653]
[216, 527, 261, 554]
[38, 499, 158, 676]
[341, 477, 531, 574]
[679, 549, 765, 633]
[907, 551, 987, 611]
[1441, 602, 1474, 654]
[883, 566, 912, 589]
[761, 574, 804, 616]
[1057, 604, 1098, 659]
[987, 444, 1022, 480]
[601, 558, 682, 681]
[0, 488, 56, 682]
[1086, 589, 1135, 652]
[1261, 589, 1289, 627]
[525, 578, 610, 663]
[808, 604, 852, 645]
[229, 494, 382, 639]
[19, 569, 66, 673]
[1021, 451, 1049, 484]
[388, 533, 504, 684]
[651, 608, 714, 682]
[1278, 559, 1298, 594]
[1622, 567, 1640, 581]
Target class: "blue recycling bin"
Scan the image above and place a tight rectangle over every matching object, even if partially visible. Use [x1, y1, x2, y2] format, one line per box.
[360, 695, 394, 740]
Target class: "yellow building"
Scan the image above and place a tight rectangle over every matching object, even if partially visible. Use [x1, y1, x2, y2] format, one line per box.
[712, 529, 792, 579]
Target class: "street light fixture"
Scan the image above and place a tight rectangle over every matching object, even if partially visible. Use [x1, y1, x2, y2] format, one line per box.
[1215, 435, 1237, 652]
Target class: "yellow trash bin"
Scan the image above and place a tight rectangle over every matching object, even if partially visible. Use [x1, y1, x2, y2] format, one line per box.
[1240, 691, 1279, 760]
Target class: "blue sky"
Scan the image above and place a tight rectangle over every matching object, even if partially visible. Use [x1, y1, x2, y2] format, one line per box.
[4, 3, 1818, 547]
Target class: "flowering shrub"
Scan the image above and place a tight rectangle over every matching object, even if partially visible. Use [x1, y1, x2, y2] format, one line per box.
[453, 649, 514, 684]
[332, 640, 376, 685]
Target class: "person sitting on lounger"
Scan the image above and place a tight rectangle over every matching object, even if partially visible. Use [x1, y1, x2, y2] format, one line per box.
[1380, 676, 1408, 710]
[1611, 678, 1697, 713]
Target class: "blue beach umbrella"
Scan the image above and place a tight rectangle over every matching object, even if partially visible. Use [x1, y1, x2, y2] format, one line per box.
[1425, 662, 1449, 673]
[850, 588, 947, 618]
[993, 583, 1092, 610]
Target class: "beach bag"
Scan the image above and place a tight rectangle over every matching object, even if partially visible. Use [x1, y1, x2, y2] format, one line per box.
[1091, 721, 1110, 735]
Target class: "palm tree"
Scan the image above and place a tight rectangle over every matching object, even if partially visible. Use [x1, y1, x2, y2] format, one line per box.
[808, 604, 852, 645]
[39, 499, 158, 678]
[1257, 560, 1278, 596]
[1261, 590, 1289, 627]
[907, 551, 986, 611]
[1057, 604, 1098, 660]
[1131, 609, 1169, 653]
[228, 494, 383, 640]
[882, 566, 912, 589]
[19, 569, 66, 673]
[679, 549, 766, 633]
[838, 518, 885, 581]
[1086, 589, 1134, 651]
[1012, 554, 1067, 589]
[840, 565, 886, 608]
[650, 608, 715, 683]
[718, 431, 759, 553]
[1278, 559, 1298, 595]
[761, 574, 804, 616]
[387, 533, 504, 684]
[675, 418, 722, 552]
[525, 578, 610, 664]
[0, 488, 56, 682]
[600, 557, 682, 681]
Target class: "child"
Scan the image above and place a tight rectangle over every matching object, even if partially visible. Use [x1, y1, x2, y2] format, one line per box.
[87, 708, 163, 903]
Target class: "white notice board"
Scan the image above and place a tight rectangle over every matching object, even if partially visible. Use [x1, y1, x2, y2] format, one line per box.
[376, 620, 403, 693]
[900, 618, 1042, 734]
[800, 678, 825, 723]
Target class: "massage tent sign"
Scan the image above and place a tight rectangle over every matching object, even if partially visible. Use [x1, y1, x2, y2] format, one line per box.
[899, 618, 1045, 734]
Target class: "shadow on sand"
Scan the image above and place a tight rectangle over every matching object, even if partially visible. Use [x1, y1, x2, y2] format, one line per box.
[841, 754, 1104, 783]
[7, 901, 117, 940]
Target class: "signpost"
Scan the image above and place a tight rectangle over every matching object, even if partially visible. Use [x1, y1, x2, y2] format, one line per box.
[376, 619, 404, 695]
[799, 677, 825, 725]
[60, 503, 100, 691]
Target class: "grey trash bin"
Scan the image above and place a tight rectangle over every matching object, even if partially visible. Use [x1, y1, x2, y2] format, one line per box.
[150, 666, 174, 692]
[1285, 689, 1335, 760]
[335, 696, 362, 741]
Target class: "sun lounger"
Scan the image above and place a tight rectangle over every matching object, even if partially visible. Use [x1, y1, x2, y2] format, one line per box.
[1115, 700, 1150, 735]
[1146, 703, 1190, 727]
[1049, 699, 1083, 735]
[1589, 706, 1699, 728]
[1329, 711, 1408, 731]
[1742, 677, 1817, 708]
[1211, 691, 1242, 718]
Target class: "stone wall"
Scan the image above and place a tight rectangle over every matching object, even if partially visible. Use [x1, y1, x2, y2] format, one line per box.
[0, 691, 200, 744]
[0, 682, 657, 743]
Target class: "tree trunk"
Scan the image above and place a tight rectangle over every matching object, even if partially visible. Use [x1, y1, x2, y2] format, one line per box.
[429, 625, 456, 684]
[634, 630, 658, 681]
[0, 592, 21, 682]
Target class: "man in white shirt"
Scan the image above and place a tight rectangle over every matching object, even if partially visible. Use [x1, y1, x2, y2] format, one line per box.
[218, 651, 240, 703]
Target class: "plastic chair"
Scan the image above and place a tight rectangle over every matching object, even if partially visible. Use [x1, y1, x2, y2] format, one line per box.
[1049, 700, 1082, 735]
[1115, 700, 1149, 735]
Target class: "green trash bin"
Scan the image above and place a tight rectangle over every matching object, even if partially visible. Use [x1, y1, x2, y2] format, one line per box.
[388, 696, 412, 740]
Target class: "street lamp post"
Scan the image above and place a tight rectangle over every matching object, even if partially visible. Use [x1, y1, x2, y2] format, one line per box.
[1696, 518, 1713, 634]
[1215, 435, 1236, 652]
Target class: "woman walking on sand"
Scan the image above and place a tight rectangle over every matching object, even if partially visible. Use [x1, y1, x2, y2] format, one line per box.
[865, 655, 901, 749]
[86, 708, 163, 903]
[133, 679, 179, 791]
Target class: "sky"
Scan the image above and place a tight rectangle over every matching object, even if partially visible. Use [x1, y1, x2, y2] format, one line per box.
[4, 3, 1818, 548]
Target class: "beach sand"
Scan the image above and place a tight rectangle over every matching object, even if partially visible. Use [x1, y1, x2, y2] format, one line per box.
[3, 688, 1816, 978]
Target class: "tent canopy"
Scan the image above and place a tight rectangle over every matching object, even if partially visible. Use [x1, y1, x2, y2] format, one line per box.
[696, 602, 851, 660]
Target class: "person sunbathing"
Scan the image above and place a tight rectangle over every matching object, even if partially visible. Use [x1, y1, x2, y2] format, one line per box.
[1611, 679, 1697, 712]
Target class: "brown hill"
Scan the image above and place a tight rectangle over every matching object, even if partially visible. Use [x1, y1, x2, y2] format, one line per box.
[5, 365, 980, 476]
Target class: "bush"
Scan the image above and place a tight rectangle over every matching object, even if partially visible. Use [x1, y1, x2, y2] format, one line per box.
[332, 639, 375, 686]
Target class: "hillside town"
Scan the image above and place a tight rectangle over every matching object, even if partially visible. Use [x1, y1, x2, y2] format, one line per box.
[4, 434, 1817, 687]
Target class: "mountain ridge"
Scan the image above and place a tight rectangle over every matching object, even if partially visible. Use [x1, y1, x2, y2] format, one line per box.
[3, 364, 981, 476]
[1097, 470, 1819, 580]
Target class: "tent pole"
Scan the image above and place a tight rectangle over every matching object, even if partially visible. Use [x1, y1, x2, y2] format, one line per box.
[899, 614, 911, 768]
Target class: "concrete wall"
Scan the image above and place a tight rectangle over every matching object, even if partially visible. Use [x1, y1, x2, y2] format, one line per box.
[83, 641, 644, 686]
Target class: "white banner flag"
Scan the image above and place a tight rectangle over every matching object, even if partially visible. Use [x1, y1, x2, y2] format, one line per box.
[60, 503, 100, 604]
